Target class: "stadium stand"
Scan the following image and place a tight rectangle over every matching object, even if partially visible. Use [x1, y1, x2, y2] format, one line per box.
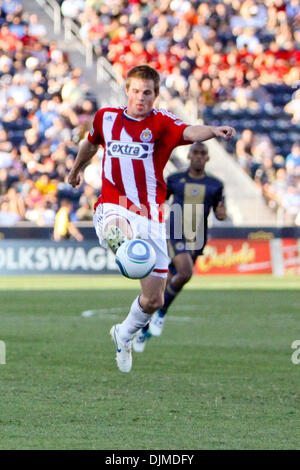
[1, 0, 300, 227]
[0, 0, 102, 227]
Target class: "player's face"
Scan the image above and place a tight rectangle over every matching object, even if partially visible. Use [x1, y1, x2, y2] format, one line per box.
[189, 148, 209, 172]
[126, 78, 157, 119]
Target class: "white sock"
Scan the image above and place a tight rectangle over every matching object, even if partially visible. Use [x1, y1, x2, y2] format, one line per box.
[118, 296, 150, 342]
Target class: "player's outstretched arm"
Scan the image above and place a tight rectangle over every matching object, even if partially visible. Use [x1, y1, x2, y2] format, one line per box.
[68, 139, 99, 187]
[183, 125, 236, 142]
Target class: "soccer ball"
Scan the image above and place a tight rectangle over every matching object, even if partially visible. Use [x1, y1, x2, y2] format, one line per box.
[115, 239, 156, 279]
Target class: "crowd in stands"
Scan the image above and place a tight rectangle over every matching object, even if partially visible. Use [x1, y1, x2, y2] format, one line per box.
[57, 0, 300, 224]
[0, 0, 300, 228]
[0, 0, 101, 231]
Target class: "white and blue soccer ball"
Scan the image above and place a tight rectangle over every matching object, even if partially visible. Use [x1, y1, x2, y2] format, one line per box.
[115, 239, 156, 279]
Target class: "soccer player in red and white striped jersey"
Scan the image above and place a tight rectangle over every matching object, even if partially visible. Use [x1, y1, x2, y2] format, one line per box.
[68, 65, 235, 373]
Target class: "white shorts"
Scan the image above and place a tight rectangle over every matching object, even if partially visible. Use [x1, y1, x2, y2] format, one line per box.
[93, 203, 169, 278]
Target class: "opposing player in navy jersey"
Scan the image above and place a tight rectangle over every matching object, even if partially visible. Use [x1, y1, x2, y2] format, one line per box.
[68, 65, 235, 373]
[133, 142, 227, 352]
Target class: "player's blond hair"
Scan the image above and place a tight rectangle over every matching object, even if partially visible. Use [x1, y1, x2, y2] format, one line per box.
[126, 65, 160, 96]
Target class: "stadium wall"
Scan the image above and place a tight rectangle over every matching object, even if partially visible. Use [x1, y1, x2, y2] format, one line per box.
[1, 225, 300, 240]
[0, 226, 299, 276]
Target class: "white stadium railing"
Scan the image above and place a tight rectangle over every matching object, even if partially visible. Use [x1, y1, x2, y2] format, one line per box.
[34, 0, 111, 73]
[35, 0, 61, 34]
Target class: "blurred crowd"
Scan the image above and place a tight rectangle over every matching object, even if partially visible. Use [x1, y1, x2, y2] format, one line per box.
[0, 0, 300, 227]
[0, 0, 101, 231]
[60, 0, 300, 105]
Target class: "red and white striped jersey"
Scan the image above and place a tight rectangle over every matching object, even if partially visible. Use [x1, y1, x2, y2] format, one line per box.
[88, 107, 190, 222]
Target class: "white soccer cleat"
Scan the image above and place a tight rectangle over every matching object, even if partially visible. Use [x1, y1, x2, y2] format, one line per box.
[133, 329, 151, 353]
[110, 324, 132, 373]
[105, 225, 126, 254]
[149, 311, 166, 336]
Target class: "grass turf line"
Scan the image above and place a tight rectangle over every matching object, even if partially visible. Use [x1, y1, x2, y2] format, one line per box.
[0, 274, 299, 290]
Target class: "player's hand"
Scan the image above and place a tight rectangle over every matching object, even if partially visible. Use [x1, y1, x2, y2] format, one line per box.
[68, 171, 81, 187]
[212, 126, 236, 141]
[215, 201, 227, 220]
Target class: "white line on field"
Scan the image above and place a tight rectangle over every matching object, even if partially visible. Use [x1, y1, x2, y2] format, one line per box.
[82, 307, 125, 317]
[81, 305, 200, 322]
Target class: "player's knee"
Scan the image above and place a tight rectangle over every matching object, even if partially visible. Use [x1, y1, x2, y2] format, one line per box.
[177, 269, 193, 285]
[143, 294, 164, 313]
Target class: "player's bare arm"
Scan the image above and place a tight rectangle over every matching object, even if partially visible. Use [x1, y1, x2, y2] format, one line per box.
[214, 201, 227, 220]
[68, 139, 99, 187]
[183, 125, 236, 142]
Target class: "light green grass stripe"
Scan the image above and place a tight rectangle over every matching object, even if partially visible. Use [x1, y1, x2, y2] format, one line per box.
[0, 274, 299, 290]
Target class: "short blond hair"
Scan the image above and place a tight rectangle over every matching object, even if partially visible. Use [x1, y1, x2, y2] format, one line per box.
[126, 65, 160, 96]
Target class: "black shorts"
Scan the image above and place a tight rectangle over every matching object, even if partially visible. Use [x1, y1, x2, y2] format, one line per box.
[167, 239, 204, 275]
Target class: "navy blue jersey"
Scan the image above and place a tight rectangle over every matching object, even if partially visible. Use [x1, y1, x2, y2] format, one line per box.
[166, 170, 224, 259]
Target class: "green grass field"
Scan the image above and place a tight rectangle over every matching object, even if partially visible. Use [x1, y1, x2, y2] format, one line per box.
[0, 274, 300, 450]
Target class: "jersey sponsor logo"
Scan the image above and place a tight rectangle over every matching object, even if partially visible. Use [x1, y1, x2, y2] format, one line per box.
[140, 128, 152, 142]
[107, 140, 153, 159]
